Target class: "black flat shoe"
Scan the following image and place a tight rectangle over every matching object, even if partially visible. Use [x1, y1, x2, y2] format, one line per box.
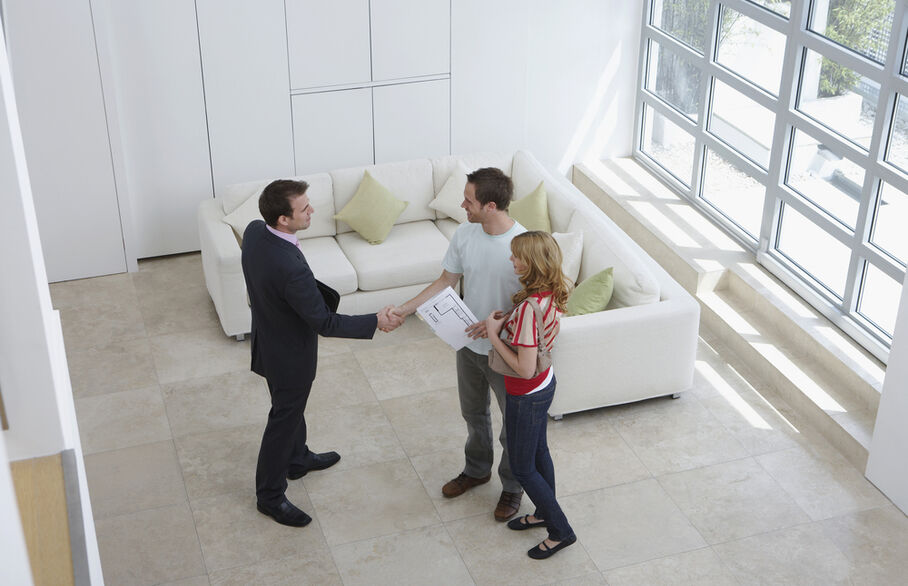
[507, 515, 547, 531]
[287, 451, 341, 479]
[256, 497, 312, 527]
[528, 534, 577, 559]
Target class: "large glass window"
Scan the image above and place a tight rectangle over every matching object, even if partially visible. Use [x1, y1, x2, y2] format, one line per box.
[636, 0, 908, 360]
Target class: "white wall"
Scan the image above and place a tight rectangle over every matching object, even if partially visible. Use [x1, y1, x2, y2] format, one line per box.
[866, 270, 908, 514]
[0, 18, 104, 583]
[452, 0, 642, 175]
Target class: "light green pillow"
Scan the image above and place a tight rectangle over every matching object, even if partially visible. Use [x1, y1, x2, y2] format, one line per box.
[334, 171, 408, 244]
[566, 267, 614, 316]
[509, 181, 551, 232]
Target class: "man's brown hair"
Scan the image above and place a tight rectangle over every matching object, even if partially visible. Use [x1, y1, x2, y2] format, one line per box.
[466, 167, 513, 211]
[258, 179, 309, 227]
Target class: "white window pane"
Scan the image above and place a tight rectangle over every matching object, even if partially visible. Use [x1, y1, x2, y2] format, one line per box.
[885, 94, 908, 173]
[871, 181, 908, 265]
[651, 0, 709, 54]
[786, 127, 862, 229]
[797, 49, 878, 150]
[858, 262, 901, 337]
[700, 147, 763, 240]
[776, 203, 850, 298]
[709, 80, 775, 169]
[746, 1, 791, 18]
[716, 6, 786, 95]
[646, 39, 702, 121]
[641, 104, 695, 186]
[808, 0, 894, 65]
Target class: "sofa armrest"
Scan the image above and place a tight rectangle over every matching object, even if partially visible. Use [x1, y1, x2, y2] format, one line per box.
[198, 199, 250, 336]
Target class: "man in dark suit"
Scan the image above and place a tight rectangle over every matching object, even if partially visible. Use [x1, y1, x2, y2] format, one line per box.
[241, 179, 401, 527]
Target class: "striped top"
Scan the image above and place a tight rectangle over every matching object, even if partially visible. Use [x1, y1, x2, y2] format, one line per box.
[501, 292, 561, 395]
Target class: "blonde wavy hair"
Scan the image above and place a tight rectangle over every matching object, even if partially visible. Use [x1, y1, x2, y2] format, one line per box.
[510, 231, 572, 311]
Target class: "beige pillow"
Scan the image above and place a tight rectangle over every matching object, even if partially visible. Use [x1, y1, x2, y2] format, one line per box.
[552, 231, 583, 284]
[333, 171, 408, 244]
[221, 191, 263, 242]
[509, 181, 551, 232]
[428, 162, 469, 223]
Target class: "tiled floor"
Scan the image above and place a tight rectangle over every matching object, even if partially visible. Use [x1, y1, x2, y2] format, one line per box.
[53, 253, 908, 585]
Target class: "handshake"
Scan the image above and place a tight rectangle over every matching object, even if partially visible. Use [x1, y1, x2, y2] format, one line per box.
[376, 306, 406, 333]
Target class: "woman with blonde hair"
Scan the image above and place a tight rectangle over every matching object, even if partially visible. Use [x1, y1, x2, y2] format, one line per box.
[485, 230, 576, 559]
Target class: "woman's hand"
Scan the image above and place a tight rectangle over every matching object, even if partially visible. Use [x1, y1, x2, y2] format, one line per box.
[485, 310, 507, 338]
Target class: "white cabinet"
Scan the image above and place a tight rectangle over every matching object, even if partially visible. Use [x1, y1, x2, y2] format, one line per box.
[286, 0, 372, 89]
[292, 89, 374, 174]
[374, 80, 450, 163]
[371, 0, 451, 80]
[196, 0, 294, 196]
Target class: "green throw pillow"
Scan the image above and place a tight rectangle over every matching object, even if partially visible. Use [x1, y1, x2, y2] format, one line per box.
[508, 181, 551, 232]
[566, 267, 614, 316]
[334, 171, 408, 244]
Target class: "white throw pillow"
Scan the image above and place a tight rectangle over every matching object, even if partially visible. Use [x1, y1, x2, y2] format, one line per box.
[428, 162, 468, 223]
[222, 190, 263, 241]
[553, 231, 583, 284]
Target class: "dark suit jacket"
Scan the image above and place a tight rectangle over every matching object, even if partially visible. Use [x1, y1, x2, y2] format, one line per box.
[241, 220, 377, 388]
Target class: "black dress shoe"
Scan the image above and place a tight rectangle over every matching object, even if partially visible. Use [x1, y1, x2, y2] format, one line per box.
[287, 451, 341, 480]
[528, 534, 577, 560]
[256, 497, 312, 527]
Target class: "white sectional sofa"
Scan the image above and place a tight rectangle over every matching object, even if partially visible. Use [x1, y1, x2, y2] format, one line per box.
[197, 150, 700, 417]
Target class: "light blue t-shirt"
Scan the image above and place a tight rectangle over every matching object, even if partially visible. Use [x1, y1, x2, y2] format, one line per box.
[442, 220, 526, 354]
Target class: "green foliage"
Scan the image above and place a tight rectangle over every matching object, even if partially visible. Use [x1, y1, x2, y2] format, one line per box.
[818, 0, 894, 97]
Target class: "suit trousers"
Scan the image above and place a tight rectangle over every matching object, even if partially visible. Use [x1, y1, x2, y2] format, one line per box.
[256, 380, 312, 505]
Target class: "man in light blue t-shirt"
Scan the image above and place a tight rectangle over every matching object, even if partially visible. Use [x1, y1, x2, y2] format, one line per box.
[394, 168, 526, 522]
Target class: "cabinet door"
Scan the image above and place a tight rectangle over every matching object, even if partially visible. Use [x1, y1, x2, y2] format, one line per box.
[373, 80, 450, 163]
[196, 0, 293, 195]
[292, 89, 374, 174]
[286, 0, 371, 89]
[371, 0, 450, 80]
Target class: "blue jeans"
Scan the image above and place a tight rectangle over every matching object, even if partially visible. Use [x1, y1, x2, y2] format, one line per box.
[505, 377, 574, 542]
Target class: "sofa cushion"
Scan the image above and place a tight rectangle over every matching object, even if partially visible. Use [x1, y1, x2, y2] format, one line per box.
[429, 162, 468, 223]
[431, 153, 514, 194]
[567, 267, 614, 316]
[299, 236, 358, 295]
[221, 179, 269, 215]
[511, 150, 574, 232]
[333, 171, 408, 244]
[336, 221, 449, 291]
[435, 218, 460, 240]
[509, 181, 551, 232]
[552, 231, 583, 284]
[221, 173, 336, 241]
[568, 212, 660, 308]
[331, 159, 435, 234]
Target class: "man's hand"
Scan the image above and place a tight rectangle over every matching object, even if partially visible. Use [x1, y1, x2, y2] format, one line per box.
[377, 306, 404, 333]
[465, 320, 488, 340]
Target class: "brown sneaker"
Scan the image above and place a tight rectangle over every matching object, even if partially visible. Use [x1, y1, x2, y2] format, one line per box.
[494, 490, 523, 521]
[442, 472, 491, 498]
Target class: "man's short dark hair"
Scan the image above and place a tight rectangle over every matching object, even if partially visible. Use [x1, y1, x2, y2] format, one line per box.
[466, 167, 513, 211]
[259, 179, 309, 227]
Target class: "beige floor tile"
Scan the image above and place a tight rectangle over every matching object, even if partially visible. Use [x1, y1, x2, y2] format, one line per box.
[85, 440, 187, 519]
[207, 552, 342, 585]
[50, 272, 137, 309]
[138, 284, 220, 336]
[445, 513, 597, 585]
[174, 424, 262, 500]
[306, 352, 378, 413]
[304, 458, 439, 546]
[547, 410, 650, 496]
[134, 253, 206, 292]
[331, 524, 473, 586]
[162, 370, 269, 437]
[60, 300, 147, 350]
[820, 504, 908, 584]
[66, 337, 158, 398]
[603, 547, 737, 586]
[411, 447, 516, 523]
[317, 336, 352, 358]
[547, 572, 607, 585]
[149, 327, 249, 384]
[95, 502, 206, 586]
[191, 486, 325, 573]
[344, 315, 436, 350]
[657, 457, 809, 544]
[610, 394, 749, 476]
[354, 336, 457, 400]
[699, 385, 802, 457]
[562, 479, 706, 571]
[381, 387, 466, 457]
[305, 402, 405, 470]
[76, 385, 171, 454]
[712, 523, 852, 585]
[756, 444, 889, 521]
[160, 575, 211, 586]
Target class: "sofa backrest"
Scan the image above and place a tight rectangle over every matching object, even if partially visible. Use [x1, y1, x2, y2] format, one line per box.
[330, 159, 435, 234]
